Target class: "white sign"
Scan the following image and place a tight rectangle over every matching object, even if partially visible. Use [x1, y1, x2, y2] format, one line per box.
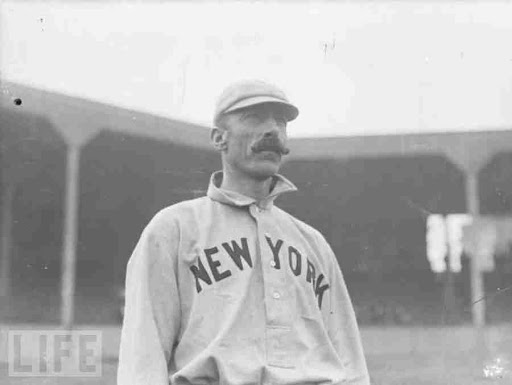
[426, 214, 472, 273]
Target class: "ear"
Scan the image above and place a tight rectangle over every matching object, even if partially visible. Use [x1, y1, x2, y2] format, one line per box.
[210, 127, 228, 151]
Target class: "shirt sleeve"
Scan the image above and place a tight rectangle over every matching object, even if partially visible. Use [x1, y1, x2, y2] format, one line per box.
[117, 212, 181, 385]
[321, 237, 370, 385]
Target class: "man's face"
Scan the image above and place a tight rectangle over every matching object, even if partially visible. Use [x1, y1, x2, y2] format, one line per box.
[220, 103, 289, 180]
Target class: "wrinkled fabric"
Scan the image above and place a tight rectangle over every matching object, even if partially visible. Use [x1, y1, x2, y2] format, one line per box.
[117, 171, 370, 385]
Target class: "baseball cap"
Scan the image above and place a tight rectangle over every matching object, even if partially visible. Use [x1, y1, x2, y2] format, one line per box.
[213, 80, 299, 127]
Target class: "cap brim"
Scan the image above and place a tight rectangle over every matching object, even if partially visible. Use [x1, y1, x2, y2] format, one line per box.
[224, 96, 299, 122]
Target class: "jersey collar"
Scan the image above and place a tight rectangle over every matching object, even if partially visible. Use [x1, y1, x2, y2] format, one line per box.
[207, 171, 297, 210]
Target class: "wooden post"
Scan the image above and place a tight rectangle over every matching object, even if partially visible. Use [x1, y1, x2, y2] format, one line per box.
[465, 171, 485, 327]
[60, 144, 81, 329]
[0, 183, 15, 301]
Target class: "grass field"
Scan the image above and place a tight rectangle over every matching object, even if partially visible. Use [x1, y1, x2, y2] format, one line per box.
[1, 353, 511, 385]
[367, 352, 511, 385]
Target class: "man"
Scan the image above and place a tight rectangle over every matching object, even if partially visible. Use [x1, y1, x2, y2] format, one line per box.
[117, 80, 370, 385]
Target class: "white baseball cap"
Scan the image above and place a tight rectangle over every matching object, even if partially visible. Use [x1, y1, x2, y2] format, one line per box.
[213, 80, 299, 127]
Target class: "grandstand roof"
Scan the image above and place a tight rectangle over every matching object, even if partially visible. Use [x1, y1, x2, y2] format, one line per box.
[2, 81, 512, 172]
[1, 81, 212, 149]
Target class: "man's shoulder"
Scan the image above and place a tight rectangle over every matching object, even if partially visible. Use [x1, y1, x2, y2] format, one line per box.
[273, 207, 335, 263]
[273, 206, 325, 241]
[158, 196, 210, 215]
[146, 196, 210, 231]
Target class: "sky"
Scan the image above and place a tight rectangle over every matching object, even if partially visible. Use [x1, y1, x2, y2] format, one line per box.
[1, 1, 512, 137]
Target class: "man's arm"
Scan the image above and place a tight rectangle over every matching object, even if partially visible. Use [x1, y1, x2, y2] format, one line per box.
[117, 213, 181, 385]
[321, 238, 370, 385]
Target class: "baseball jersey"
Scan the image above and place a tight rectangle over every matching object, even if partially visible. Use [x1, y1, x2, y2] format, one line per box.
[117, 171, 370, 385]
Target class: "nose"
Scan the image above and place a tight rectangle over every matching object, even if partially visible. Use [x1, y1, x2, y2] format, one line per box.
[263, 130, 276, 138]
[262, 116, 281, 137]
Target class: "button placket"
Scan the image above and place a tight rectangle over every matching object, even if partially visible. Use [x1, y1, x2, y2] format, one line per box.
[259, 215, 294, 327]
[253, 204, 274, 316]
[254, 205, 296, 368]
[266, 326, 294, 368]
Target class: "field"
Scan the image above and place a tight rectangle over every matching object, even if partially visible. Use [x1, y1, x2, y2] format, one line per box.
[1, 352, 511, 385]
[1, 323, 510, 385]
[367, 352, 511, 385]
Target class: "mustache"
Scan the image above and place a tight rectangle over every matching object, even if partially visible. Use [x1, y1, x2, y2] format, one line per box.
[251, 137, 290, 155]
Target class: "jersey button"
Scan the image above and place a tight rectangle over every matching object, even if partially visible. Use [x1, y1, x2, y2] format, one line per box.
[270, 260, 276, 268]
[272, 291, 281, 299]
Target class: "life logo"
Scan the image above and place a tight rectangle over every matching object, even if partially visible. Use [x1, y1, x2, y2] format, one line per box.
[7, 329, 102, 377]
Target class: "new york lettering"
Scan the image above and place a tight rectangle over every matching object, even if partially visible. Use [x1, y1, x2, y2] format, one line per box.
[189, 236, 330, 309]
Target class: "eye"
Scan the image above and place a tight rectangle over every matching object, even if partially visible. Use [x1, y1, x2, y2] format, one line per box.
[273, 114, 287, 126]
[276, 116, 287, 125]
[241, 111, 263, 123]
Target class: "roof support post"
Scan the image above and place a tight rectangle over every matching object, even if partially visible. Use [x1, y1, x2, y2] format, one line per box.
[46, 118, 100, 329]
[445, 149, 493, 363]
[445, 146, 492, 328]
[60, 143, 81, 329]
[465, 171, 485, 328]
[0, 183, 15, 310]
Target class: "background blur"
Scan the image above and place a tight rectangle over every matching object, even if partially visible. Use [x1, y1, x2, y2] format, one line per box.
[1, 1, 512, 384]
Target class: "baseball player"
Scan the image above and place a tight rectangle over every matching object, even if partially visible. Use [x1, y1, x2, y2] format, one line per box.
[117, 80, 370, 385]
